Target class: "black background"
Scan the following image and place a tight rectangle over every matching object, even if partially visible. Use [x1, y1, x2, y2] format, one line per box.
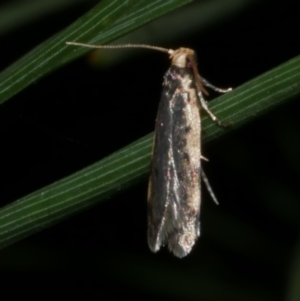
[0, 0, 300, 300]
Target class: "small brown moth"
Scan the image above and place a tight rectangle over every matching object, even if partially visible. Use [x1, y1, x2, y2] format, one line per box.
[66, 41, 231, 258]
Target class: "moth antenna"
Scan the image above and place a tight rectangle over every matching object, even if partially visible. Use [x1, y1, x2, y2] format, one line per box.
[66, 42, 173, 55]
[187, 53, 209, 96]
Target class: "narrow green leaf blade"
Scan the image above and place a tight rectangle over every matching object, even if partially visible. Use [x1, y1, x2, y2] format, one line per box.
[1, 54, 300, 249]
[0, 0, 193, 105]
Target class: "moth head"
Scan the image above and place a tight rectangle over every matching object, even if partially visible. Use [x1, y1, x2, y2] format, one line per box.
[169, 48, 196, 68]
[169, 48, 209, 96]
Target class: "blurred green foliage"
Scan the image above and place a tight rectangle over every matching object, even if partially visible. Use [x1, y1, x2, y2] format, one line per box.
[0, 1, 300, 300]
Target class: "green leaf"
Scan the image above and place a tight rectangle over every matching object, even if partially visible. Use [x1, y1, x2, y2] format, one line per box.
[1, 53, 300, 249]
[0, 0, 193, 105]
[0, 0, 298, 255]
[0, 0, 86, 36]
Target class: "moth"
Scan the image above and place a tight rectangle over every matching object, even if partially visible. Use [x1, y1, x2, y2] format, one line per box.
[66, 42, 231, 258]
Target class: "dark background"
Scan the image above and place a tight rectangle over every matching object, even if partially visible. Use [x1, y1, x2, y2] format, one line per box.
[0, 0, 300, 300]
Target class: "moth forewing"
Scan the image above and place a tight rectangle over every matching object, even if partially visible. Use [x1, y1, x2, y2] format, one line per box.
[65, 41, 231, 258]
[147, 50, 203, 258]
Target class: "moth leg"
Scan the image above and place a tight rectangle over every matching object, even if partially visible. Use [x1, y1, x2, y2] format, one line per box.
[201, 168, 219, 205]
[198, 91, 225, 127]
[200, 155, 209, 161]
[199, 75, 232, 94]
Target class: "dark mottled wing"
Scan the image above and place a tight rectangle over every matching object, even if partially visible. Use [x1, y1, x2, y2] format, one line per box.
[147, 65, 202, 258]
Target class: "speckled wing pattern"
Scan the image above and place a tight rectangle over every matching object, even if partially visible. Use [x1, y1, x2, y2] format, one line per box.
[63, 42, 231, 258]
[147, 64, 202, 258]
